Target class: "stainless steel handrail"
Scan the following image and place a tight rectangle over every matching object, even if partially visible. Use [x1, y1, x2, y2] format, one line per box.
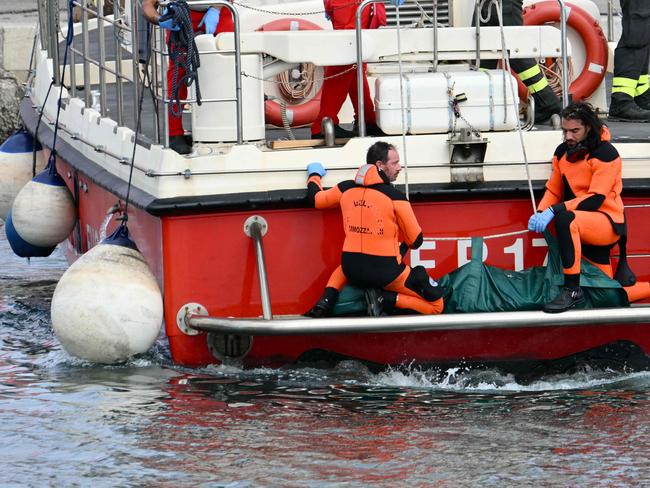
[473, 0, 481, 70]
[607, 0, 615, 42]
[162, 0, 242, 144]
[244, 216, 273, 320]
[432, 0, 439, 71]
[81, 0, 92, 108]
[188, 305, 650, 336]
[557, 0, 569, 107]
[355, 0, 384, 137]
[46, 0, 60, 85]
[97, 0, 108, 118]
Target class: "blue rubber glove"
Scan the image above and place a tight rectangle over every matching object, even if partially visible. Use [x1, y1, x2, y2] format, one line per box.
[531, 208, 555, 233]
[307, 162, 326, 177]
[527, 213, 540, 232]
[390, 0, 405, 6]
[159, 8, 180, 31]
[198, 7, 220, 35]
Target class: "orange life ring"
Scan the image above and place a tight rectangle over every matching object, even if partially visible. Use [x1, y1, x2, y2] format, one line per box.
[521, 1, 608, 101]
[259, 18, 323, 127]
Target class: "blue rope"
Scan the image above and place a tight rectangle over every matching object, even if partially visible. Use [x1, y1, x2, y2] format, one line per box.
[163, 1, 202, 117]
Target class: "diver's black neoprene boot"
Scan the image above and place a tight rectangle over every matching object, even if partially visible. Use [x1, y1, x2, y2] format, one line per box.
[304, 287, 339, 318]
[364, 289, 397, 317]
[543, 287, 585, 313]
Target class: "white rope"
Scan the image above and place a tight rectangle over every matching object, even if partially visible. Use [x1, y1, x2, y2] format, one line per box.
[395, 6, 410, 199]
[425, 204, 650, 241]
[427, 229, 529, 241]
[491, 0, 537, 215]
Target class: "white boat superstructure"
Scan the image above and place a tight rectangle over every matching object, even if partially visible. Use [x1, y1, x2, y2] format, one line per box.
[24, 0, 650, 207]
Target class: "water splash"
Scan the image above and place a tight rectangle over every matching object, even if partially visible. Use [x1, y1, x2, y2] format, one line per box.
[370, 363, 650, 393]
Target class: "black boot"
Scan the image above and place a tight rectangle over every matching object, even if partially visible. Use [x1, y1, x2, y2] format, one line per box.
[364, 288, 396, 317]
[304, 287, 339, 318]
[169, 135, 193, 154]
[609, 93, 650, 122]
[352, 122, 385, 137]
[634, 90, 650, 111]
[533, 86, 562, 124]
[543, 287, 585, 313]
[312, 125, 355, 140]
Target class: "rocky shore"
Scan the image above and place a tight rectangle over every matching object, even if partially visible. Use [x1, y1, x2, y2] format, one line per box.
[0, 1, 39, 140]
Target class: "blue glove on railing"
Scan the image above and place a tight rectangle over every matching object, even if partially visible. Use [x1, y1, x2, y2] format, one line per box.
[159, 8, 180, 31]
[528, 208, 555, 233]
[390, 0, 406, 6]
[198, 7, 220, 35]
[307, 162, 326, 177]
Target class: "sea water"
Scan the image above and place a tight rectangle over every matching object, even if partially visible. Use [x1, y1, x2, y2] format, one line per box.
[1, 221, 650, 487]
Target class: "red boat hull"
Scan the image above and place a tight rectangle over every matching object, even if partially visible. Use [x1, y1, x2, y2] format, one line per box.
[54, 155, 650, 369]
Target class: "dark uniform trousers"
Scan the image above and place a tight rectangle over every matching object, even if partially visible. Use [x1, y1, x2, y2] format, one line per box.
[612, 0, 650, 99]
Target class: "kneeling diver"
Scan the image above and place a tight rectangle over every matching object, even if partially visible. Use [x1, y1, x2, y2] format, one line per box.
[305, 141, 445, 317]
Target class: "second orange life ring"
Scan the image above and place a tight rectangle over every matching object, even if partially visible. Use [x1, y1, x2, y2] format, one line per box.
[522, 1, 608, 101]
[259, 18, 323, 127]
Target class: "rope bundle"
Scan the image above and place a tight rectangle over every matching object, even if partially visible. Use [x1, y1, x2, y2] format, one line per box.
[277, 63, 317, 102]
[163, 1, 202, 117]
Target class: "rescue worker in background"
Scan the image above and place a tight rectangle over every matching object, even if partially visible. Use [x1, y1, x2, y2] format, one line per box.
[304, 141, 445, 317]
[528, 102, 626, 313]
[310, 0, 387, 139]
[479, 0, 562, 124]
[142, 0, 234, 154]
[609, 0, 650, 122]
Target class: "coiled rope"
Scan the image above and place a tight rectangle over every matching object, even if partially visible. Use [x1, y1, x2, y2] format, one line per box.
[162, 1, 202, 117]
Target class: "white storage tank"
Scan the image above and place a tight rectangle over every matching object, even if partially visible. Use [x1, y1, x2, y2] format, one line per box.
[191, 34, 265, 143]
[374, 69, 520, 135]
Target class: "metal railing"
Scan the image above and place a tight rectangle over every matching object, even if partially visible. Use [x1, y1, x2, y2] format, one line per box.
[38, 0, 138, 127]
[355, 0, 572, 136]
[35, 0, 244, 148]
[156, 0, 243, 145]
[188, 305, 650, 336]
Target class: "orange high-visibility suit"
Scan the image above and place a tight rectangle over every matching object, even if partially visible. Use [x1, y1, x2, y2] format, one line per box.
[538, 126, 624, 276]
[308, 164, 444, 314]
[537, 126, 650, 302]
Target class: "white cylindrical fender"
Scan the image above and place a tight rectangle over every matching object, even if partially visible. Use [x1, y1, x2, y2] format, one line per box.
[0, 131, 45, 221]
[11, 177, 76, 247]
[51, 228, 163, 364]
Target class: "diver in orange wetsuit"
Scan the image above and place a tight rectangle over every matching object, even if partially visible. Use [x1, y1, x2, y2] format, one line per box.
[528, 101, 650, 312]
[305, 141, 445, 317]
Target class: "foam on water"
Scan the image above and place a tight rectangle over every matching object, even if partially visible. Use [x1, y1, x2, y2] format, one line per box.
[371, 364, 650, 392]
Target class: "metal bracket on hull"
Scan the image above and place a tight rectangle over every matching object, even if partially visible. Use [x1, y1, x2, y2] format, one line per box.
[185, 306, 650, 336]
[448, 128, 487, 183]
[177, 302, 208, 335]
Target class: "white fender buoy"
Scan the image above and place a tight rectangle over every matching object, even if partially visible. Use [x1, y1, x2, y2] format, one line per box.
[4, 153, 76, 257]
[0, 130, 45, 221]
[51, 224, 163, 364]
